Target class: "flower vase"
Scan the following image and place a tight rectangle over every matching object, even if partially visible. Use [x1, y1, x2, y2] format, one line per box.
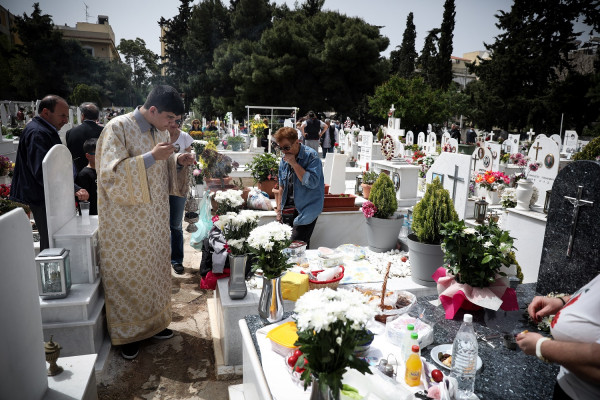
[484, 189, 500, 205]
[228, 254, 248, 299]
[310, 375, 340, 400]
[515, 179, 534, 211]
[258, 275, 284, 323]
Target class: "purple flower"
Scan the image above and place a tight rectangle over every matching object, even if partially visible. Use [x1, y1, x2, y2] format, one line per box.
[529, 162, 539, 172]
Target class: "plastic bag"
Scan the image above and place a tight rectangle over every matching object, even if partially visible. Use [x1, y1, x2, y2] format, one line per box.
[190, 190, 213, 249]
[246, 188, 273, 211]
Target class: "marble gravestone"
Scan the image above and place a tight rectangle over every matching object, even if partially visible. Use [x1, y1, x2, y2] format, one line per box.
[0, 209, 48, 399]
[562, 130, 578, 158]
[527, 136, 560, 207]
[0, 103, 8, 126]
[441, 131, 451, 146]
[550, 134, 562, 150]
[42, 145, 77, 247]
[447, 138, 459, 153]
[406, 131, 414, 146]
[326, 154, 348, 194]
[472, 145, 495, 174]
[426, 152, 472, 219]
[504, 134, 521, 155]
[537, 161, 600, 295]
[76, 106, 82, 126]
[417, 131, 425, 148]
[487, 142, 502, 171]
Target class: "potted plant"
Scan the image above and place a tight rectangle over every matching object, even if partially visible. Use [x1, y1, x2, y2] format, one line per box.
[406, 178, 458, 286]
[433, 220, 520, 318]
[362, 173, 402, 252]
[474, 170, 510, 205]
[248, 221, 293, 322]
[227, 135, 245, 151]
[246, 153, 279, 198]
[293, 289, 375, 398]
[361, 170, 378, 199]
[348, 156, 357, 168]
[198, 143, 239, 190]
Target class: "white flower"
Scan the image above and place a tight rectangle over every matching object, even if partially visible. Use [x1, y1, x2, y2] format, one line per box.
[464, 227, 476, 235]
[483, 241, 493, 248]
[247, 222, 292, 251]
[336, 337, 342, 345]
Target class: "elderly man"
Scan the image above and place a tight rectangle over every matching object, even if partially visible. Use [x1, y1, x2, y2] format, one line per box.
[66, 102, 104, 173]
[96, 85, 195, 360]
[10, 95, 89, 251]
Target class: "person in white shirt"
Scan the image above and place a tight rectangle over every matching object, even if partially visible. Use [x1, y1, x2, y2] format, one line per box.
[517, 274, 600, 400]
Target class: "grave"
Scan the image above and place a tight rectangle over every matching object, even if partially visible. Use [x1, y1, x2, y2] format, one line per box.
[324, 153, 348, 194]
[425, 152, 472, 219]
[537, 161, 600, 294]
[472, 144, 495, 174]
[371, 160, 420, 207]
[527, 136, 560, 207]
[550, 134, 562, 149]
[0, 103, 9, 127]
[417, 131, 425, 148]
[41, 145, 110, 371]
[405, 131, 414, 146]
[357, 131, 382, 168]
[562, 130, 578, 158]
[503, 134, 521, 155]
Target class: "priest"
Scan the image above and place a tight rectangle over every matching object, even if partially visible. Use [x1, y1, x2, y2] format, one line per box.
[96, 85, 194, 360]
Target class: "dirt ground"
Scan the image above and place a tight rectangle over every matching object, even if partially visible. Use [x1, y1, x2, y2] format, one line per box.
[97, 219, 241, 400]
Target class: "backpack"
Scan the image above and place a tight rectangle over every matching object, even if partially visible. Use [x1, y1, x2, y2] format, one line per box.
[304, 118, 321, 140]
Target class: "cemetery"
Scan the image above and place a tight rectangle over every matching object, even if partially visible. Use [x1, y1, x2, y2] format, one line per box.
[1, 1, 600, 400]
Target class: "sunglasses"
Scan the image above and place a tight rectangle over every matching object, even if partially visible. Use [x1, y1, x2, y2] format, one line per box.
[175, 120, 182, 126]
[273, 142, 293, 152]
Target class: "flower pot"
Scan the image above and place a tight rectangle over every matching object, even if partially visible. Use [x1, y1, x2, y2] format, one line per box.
[324, 194, 356, 208]
[484, 189, 500, 205]
[258, 275, 284, 323]
[365, 216, 402, 253]
[231, 142, 242, 151]
[515, 179, 534, 211]
[406, 233, 444, 287]
[206, 177, 233, 191]
[361, 184, 372, 199]
[228, 254, 248, 299]
[257, 179, 277, 198]
[349, 161, 356, 168]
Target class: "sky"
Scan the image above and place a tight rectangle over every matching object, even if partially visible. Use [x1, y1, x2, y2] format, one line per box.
[2, 0, 594, 59]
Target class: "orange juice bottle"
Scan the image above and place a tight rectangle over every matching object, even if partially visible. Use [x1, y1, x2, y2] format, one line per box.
[404, 345, 422, 387]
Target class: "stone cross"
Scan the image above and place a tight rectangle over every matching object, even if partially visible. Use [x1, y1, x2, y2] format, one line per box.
[447, 165, 465, 203]
[532, 141, 543, 160]
[487, 131, 495, 142]
[564, 185, 594, 257]
[527, 128, 535, 142]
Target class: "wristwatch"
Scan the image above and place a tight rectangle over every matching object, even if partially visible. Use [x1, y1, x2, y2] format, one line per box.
[536, 337, 552, 362]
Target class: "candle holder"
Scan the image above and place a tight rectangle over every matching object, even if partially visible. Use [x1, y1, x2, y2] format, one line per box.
[474, 197, 488, 224]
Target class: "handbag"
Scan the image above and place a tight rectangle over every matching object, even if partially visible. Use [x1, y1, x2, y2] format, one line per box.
[190, 190, 213, 250]
[184, 190, 198, 212]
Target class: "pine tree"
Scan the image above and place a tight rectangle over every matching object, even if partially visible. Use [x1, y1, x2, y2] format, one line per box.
[437, 0, 455, 90]
[230, 0, 272, 41]
[390, 12, 417, 78]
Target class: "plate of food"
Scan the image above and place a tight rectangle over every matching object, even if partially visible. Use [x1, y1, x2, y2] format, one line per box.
[430, 344, 482, 371]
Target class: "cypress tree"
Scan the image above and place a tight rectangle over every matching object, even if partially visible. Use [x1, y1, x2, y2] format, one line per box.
[391, 12, 417, 78]
[437, 0, 455, 90]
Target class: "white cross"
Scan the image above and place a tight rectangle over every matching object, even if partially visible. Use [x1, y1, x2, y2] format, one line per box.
[527, 128, 535, 142]
[487, 132, 495, 142]
[389, 104, 395, 114]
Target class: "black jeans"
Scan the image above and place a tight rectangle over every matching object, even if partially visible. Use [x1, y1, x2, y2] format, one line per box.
[30, 204, 49, 251]
[281, 209, 318, 249]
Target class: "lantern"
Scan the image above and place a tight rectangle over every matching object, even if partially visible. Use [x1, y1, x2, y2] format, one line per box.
[355, 175, 363, 196]
[474, 197, 488, 224]
[543, 190, 552, 214]
[36, 248, 71, 299]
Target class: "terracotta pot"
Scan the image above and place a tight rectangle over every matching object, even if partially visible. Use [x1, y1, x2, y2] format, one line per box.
[361, 183, 372, 200]
[323, 194, 356, 208]
[206, 176, 233, 191]
[324, 184, 330, 194]
[257, 179, 277, 198]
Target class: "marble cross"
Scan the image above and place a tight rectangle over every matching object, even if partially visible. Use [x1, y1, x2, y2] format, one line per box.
[447, 165, 465, 203]
[527, 128, 535, 142]
[487, 131, 495, 142]
[564, 185, 594, 257]
[532, 141, 543, 160]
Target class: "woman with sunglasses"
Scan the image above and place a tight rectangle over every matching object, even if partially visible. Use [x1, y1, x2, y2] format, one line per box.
[274, 127, 325, 248]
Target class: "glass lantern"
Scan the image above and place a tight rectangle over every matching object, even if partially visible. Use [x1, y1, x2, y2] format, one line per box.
[355, 175, 363, 196]
[35, 248, 71, 299]
[543, 190, 552, 214]
[474, 197, 488, 224]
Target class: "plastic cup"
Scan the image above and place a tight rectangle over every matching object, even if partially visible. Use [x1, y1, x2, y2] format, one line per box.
[80, 201, 90, 224]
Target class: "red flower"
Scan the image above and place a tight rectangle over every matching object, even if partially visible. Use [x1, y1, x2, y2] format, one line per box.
[212, 215, 219, 222]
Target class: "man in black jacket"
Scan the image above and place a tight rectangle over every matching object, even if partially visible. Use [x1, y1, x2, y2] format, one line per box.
[66, 102, 104, 173]
[300, 111, 327, 153]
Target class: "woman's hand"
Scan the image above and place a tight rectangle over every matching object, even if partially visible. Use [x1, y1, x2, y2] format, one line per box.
[528, 296, 564, 322]
[516, 331, 543, 356]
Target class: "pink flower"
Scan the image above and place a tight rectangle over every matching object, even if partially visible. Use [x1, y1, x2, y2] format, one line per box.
[212, 215, 219, 222]
[362, 201, 377, 218]
[193, 169, 202, 176]
[529, 162, 539, 172]
[222, 140, 228, 147]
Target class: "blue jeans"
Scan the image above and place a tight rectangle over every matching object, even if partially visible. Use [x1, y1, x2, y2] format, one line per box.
[321, 146, 333, 158]
[169, 195, 187, 264]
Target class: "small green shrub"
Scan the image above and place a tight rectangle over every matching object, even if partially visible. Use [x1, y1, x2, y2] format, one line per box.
[573, 136, 600, 161]
[368, 173, 397, 219]
[412, 177, 458, 244]
[246, 153, 279, 182]
[362, 170, 378, 184]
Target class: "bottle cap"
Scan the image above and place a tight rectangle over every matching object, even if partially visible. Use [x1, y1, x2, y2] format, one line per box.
[464, 314, 473, 323]
[412, 345, 420, 353]
[407, 324, 414, 331]
[411, 332, 418, 339]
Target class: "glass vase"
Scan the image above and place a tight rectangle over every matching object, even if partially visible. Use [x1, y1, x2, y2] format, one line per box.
[258, 275, 284, 323]
[310, 375, 341, 400]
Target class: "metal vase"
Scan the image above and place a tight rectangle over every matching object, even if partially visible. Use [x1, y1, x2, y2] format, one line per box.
[310, 376, 340, 400]
[228, 254, 248, 300]
[258, 275, 284, 323]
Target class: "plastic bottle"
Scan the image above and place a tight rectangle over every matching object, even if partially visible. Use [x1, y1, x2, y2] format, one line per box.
[401, 324, 415, 360]
[406, 332, 420, 362]
[450, 314, 479, 399]
[404, 345, 422, 387]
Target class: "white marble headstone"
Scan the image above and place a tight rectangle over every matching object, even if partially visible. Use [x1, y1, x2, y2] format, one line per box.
[441, 131, 451, 146]
[473, 145, 495, 174]
[504, 134, 521, 155]
[550, 134, 562, 149]
[0, 103, 8, 126]
[562, 130, 578, 158]
[76, 106, 82, 126]
[426, 152, 472, 219]
[406, 131, 414, 146]
[34, 100, 40, 116]
[43, 145, 77, 247]
[327, 154, 348, 194]
[447, 138, 459, 153]
[417, 132, 425, 147]
[527, 136, 560, 207]
[487, 142, 502, 171]
[0, 209, 48, 399]
[428, 132, 437, 149]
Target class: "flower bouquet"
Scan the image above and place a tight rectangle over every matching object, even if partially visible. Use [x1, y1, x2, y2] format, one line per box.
[293, 288, 376, 396]
[247, 221, 293, 279]
[0, 155, 12, 176]
[417, 155, 434, 178]
[192, 165, 204, 185]
[508, 153, 540, 182]
[213, 210, 260, 255]
[500, 187, 517, 208]
[434, 220, 519, 318]
[214, 190, 244, 215]
[475, 170, 510, 204]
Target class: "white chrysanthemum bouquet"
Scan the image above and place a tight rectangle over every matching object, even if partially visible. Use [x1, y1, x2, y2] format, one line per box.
[247, 221, 292, 279]
[294, 288, 376, 394]
[213, 210, 260, 255]
[214, 189, 244, 215]
[501, 187, 517, 208]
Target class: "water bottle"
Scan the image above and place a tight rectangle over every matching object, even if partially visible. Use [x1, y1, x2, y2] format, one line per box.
[400, 214, 409, 238]
[450, 314, 479, 399]
[401, 324, 415, 361]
